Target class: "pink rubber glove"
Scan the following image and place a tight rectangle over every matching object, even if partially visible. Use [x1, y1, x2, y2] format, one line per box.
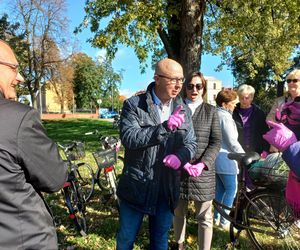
[184, 162, 206, 177]
[260, 150, 268, 159]
[263, 121, 297, 151]
[167, 105, 185, 130]
[163, 154, 181, 170]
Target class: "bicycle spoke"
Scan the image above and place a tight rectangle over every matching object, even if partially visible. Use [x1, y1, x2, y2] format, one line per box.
[244, 191, 300, 249]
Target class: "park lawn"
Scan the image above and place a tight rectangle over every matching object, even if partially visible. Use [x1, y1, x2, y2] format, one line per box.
[43, 118, 254, 250]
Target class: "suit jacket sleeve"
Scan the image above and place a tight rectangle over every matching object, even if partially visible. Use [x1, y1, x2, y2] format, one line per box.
[17, 109, 68, 193]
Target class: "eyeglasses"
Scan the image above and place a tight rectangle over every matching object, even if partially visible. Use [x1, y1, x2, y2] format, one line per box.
[286, 79, 300, 84]
[157, 74, 185, 85]
[186, 83, 203, 91]
[0, 60, 19, 72]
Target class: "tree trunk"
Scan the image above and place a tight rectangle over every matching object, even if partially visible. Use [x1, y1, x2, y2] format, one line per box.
[277, 81, 285, 97]
[179, 0, 206, 76]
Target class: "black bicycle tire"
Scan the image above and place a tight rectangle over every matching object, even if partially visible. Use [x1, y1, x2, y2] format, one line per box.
[76, 162, 95, 202]
[63, 181, 87, 235]
[244, 190, 299, 249]
[96, 167, 111, 191]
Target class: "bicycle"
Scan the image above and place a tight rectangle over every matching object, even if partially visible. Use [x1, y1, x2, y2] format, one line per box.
[85, 130, 124, 205]
[213, 151, 300, 249]
[57, 141, 94, 236]
[112, 114, 120, 129]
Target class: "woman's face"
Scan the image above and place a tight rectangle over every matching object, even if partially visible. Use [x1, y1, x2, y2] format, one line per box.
[223, 98, 238, 112]
[185, 76, 204, 102]
[238, 92, 253, 109]
[287, 74, 300, 99]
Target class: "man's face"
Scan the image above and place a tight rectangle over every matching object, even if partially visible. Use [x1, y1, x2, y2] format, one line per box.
[0, 45, 24, 100]
[238, 93, 253, 109]
[154, 62, 184, 102]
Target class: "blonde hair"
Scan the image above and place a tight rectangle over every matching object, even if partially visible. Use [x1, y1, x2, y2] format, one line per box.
[287, 69, 300, 79]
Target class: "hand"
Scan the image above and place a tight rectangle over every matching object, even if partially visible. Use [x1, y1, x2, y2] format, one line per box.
[183, 162, 206, 177]
[163, 154, 181, 170]
[167, 105, 185, 130]
[263, 121, 297, 151]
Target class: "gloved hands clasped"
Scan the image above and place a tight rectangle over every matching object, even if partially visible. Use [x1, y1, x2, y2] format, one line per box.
[184, 162, 206, 177]
[263, 120, 297, 151]
[167, 105, 185, 130]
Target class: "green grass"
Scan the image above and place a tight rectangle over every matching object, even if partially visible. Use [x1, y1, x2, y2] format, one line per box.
[43, 119, 267, 250]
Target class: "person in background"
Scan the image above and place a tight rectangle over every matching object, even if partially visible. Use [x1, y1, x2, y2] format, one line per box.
[267, 69, 300, 152]
[233, 84, 269, 155]
[263, 97, 300, 223]
[116, 58, 197, 250]
[214, 89, 245, 230]
[172, 72, 221, 250]
[0, 39, 68, 249]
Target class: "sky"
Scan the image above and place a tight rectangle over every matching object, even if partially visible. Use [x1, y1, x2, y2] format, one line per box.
[0, 0, 234, 97]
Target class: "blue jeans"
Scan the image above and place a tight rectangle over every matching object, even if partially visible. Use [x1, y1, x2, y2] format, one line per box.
[116, 197, 173, 250]
[214, 174, 237, 225]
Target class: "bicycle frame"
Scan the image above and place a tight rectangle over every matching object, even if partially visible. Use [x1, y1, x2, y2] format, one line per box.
[214, 152, 299, 249]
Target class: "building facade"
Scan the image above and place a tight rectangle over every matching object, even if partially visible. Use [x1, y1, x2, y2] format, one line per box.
[204, 76, 223, 106]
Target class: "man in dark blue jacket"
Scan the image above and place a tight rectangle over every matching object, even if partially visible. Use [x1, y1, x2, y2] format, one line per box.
[116, 58, 197, 250]
[0, 39, 68, 249]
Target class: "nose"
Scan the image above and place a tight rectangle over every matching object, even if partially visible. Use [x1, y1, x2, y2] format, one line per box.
[16, 72, 25, 83]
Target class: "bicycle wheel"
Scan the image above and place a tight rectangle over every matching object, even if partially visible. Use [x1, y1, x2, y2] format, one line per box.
[244, 190, 300, 249]
[63, 181, 87, 236]
[96, 165, 117, 191]
[76, 162, 95, 202]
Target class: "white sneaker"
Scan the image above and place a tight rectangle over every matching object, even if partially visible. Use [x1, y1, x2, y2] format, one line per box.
[294, 219, 300, 229]
[214, 219, 220, 226]
[220, 223, 230, 231]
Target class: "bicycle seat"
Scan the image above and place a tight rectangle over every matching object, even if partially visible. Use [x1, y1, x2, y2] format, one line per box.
[228, 152, 260, 167]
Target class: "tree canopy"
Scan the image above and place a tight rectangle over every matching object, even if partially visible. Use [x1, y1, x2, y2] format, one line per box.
[79, 0, 300, 96]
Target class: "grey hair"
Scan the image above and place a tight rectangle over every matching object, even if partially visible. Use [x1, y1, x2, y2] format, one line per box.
[237, 84, 255, 97]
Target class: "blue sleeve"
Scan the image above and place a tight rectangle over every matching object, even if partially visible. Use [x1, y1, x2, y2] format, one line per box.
[282, 141, 300, 178]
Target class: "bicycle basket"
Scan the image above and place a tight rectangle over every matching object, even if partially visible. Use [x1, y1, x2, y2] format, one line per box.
[248, 152, 289, 187]
[65, 141, 85, 161]
[92, 149, 116, 169]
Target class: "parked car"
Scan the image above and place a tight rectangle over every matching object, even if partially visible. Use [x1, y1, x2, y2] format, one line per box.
[100, 111, 119, 119]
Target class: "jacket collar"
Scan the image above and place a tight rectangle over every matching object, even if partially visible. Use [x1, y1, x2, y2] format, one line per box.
[145, 82, 185, 124]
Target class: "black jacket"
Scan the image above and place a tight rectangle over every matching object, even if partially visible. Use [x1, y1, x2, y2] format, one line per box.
[117, 82, 197, 215]
[179, 102, 221, 201]
[0, 93, 68, 250]
[233, 103, 269, 154]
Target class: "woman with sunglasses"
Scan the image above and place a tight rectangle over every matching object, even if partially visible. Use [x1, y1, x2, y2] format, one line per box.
[267, 69, 300, 152]
[263, 97, 300, 224]
[172, 72, 221, 250]
[267, 69, 300, 125]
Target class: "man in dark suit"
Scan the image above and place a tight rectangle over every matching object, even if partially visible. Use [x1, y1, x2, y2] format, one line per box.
[0, 39, 68, 249]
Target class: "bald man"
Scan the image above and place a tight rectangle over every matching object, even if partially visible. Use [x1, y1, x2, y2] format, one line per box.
[0, 39, 68, 249]
[116, 58, 197, 249]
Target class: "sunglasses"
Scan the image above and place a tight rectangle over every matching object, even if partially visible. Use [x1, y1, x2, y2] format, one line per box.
[286, 79, 300, 84]
[186, 83, 203, 91]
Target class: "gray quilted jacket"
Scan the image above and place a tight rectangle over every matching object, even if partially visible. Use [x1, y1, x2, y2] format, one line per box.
[179, 102, 221, 201]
